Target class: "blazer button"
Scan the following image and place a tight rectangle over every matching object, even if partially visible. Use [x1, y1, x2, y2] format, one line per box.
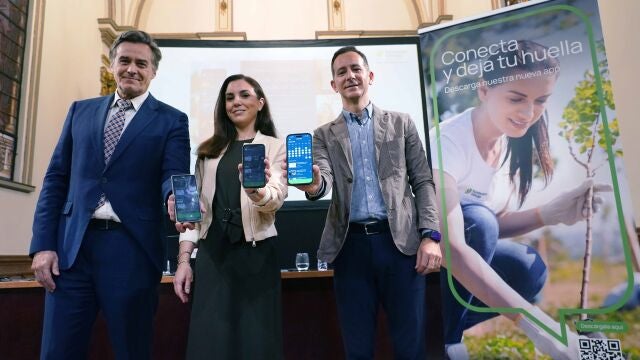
[347, 177, 353, 183]
[101, 177, 107, 184]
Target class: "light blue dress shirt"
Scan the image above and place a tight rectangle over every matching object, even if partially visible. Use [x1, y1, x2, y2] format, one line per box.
[343, 103, 388, 223]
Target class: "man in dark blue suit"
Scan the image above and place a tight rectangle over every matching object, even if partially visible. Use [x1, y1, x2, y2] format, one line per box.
[29, 30, 190, 360]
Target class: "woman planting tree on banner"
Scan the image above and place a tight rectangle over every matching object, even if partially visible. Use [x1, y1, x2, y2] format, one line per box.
[431, 39, 612, 360]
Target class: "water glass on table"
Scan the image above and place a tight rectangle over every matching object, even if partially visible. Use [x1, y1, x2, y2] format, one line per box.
[317, 258, 328, 271]
[295, 252, 309, 271]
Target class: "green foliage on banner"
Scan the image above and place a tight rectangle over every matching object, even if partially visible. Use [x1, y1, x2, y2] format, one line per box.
[558, 40, 622, 165]
[465, 333, 550, 359]
[557, 38, 623, 319]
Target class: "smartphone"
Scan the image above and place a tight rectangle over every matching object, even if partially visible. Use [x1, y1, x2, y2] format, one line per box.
[242, 143, 266, 188]
[171, 174, 202, 223]
[286, 133, 313, 185]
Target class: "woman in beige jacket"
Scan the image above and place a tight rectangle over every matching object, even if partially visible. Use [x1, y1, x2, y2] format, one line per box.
[167, 74, 287, 360]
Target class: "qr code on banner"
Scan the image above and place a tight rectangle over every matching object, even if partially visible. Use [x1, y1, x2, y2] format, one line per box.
[579, 338, 624, 360]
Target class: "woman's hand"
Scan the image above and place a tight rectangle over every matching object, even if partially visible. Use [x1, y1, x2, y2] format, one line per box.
[173, 261, 193, 304]
[238, 158, 271, 200]
[538, 179, 612, 226]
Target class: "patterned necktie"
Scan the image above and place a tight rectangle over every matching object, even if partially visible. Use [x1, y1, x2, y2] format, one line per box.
[103, 99, 132, 164]
[350, 112, 363, 125]
[96, 99, 132, 209]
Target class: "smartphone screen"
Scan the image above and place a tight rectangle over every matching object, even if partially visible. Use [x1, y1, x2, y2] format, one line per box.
[242, 143, 266, 188]
[286, 133, 313, 185]
[171, 174, 202, 223]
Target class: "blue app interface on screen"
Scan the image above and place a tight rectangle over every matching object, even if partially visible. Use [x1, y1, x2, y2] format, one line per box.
[287, 133, 313, 185]
[243, 144, 266, 188]
[173, 175, 201, 222]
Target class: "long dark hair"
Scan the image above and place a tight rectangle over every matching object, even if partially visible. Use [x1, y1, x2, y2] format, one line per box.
[197, 74, 277, 159]
[483, 40, 557, 207]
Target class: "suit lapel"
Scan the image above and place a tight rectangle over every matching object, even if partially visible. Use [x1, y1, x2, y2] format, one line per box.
[105, 94, 158, 171]
[329, 114, 353, 175]
[372, 104, 389, 167]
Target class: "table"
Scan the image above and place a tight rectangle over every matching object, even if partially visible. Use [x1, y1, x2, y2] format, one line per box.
[0, 271, 443, 359]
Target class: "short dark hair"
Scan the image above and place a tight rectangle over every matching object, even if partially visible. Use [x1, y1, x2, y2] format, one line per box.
[330, 46, 369, 76]
[109, 30, 162, 70]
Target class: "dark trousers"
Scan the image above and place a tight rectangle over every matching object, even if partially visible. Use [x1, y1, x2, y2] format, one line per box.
[440, 203, 548, 344]
[333, 230, 426, 360]
[40, 226, 160, 360]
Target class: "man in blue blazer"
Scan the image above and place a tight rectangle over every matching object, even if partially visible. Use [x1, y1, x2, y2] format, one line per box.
[29, 30, 190, 359]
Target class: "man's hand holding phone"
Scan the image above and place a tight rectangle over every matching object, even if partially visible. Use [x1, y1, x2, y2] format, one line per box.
[281, 160, 323, 195]
[283, 132, 323, 196]
[169, 174, 204, 233]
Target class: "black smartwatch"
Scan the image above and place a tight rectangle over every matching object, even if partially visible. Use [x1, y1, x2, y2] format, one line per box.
[420, 228, 441, 243]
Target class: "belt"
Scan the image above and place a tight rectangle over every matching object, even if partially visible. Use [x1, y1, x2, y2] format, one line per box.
[348, 219, 390, 235]
[88, 219, 122, 230]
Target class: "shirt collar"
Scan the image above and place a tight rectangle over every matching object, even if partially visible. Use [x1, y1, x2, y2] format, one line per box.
[342, 102, 373, 125]
[111, 91, 150, 111]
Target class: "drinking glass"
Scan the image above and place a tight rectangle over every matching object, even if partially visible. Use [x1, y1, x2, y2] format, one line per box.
[295, 252, 310, 271]
[317, 258, 328, 271]
[162, 259, 172, 275]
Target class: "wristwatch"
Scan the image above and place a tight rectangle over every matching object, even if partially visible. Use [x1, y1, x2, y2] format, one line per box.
[420, 228, 441, 243]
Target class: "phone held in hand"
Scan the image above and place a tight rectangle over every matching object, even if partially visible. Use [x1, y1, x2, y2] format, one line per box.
[242, 143, 266, 188]
[286, 133, 313, 185]
[171, 174, 202, 223]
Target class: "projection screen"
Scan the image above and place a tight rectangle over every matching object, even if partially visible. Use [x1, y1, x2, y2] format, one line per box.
[150, 37, 429, 201]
